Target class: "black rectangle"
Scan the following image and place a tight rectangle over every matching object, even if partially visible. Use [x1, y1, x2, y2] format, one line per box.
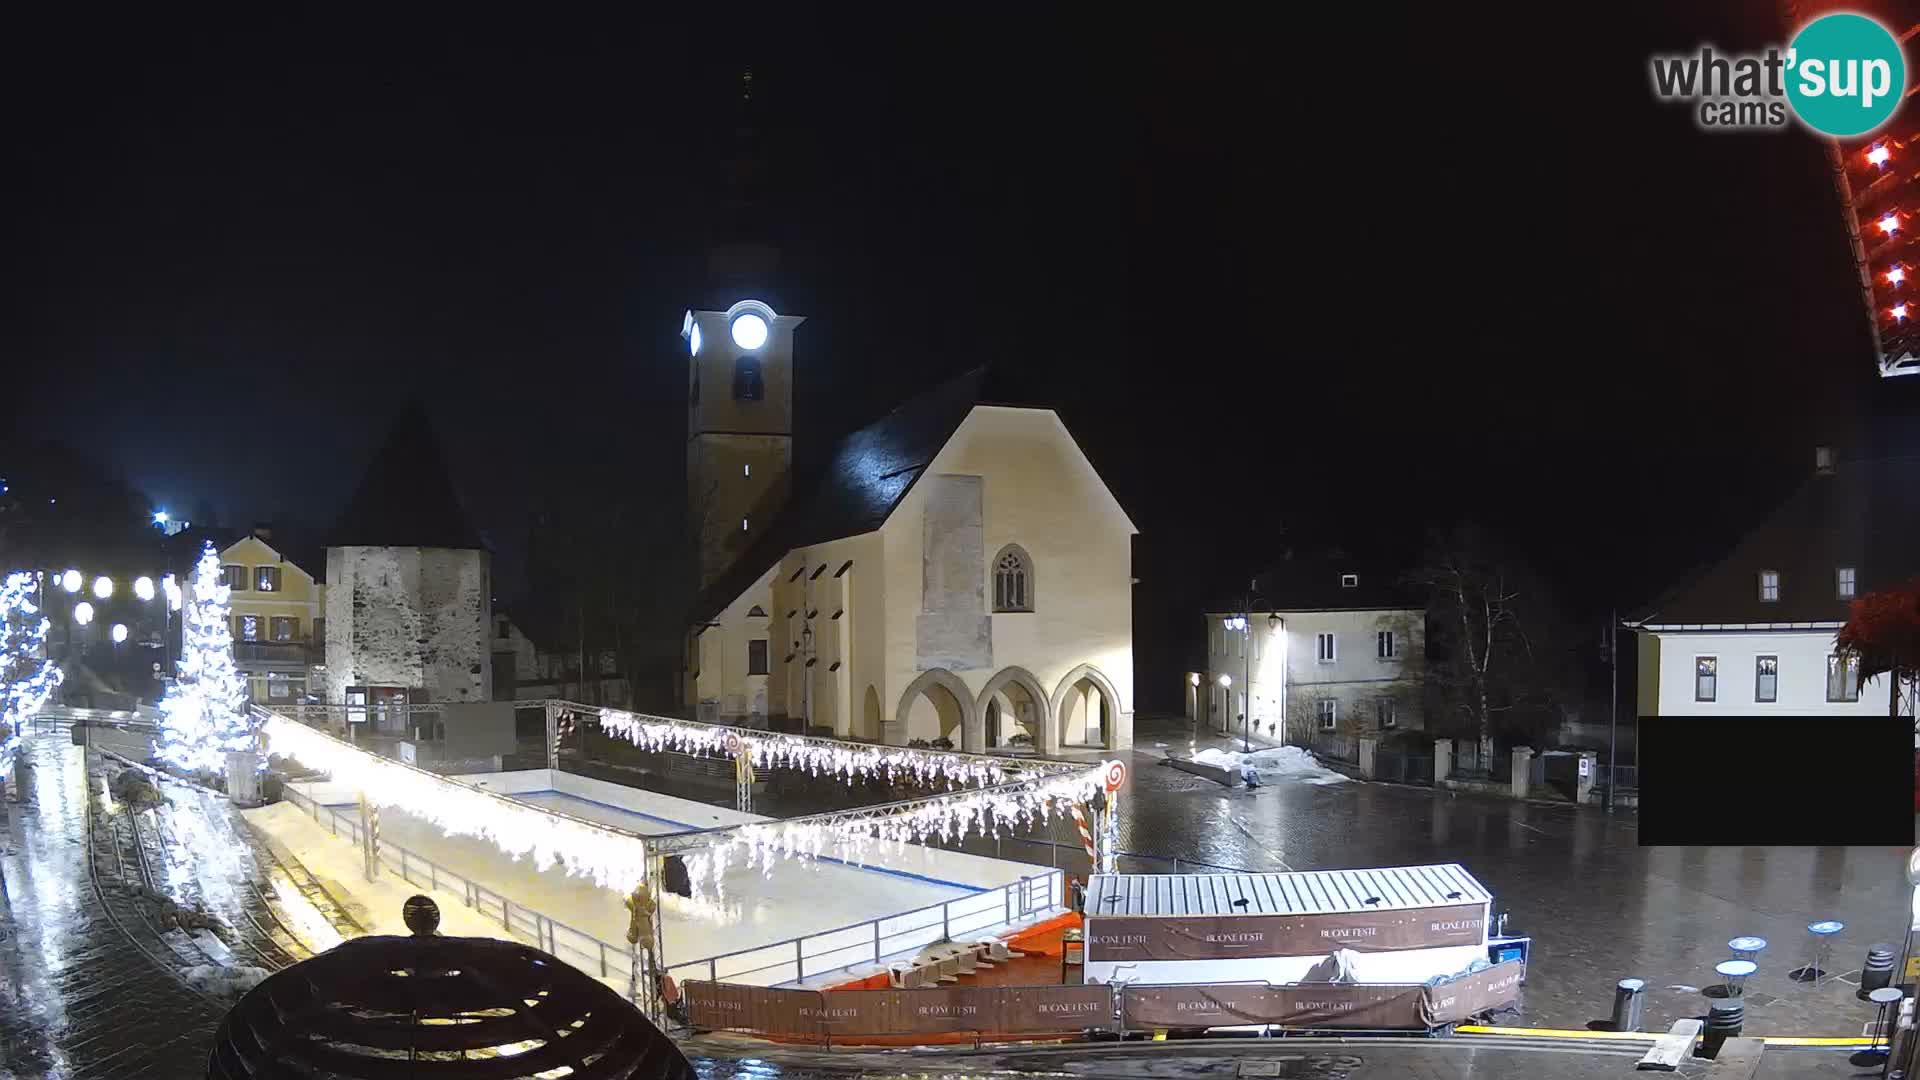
[1639, 717, 1914, 846]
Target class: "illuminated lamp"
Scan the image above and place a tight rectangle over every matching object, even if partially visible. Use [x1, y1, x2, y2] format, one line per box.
[1880, 213, 1901, 234]
[729, 312, 769, 350]
[111, 623, 128, 643]
[1869, 145, 1892, 166]
[74, 601, 94, 625]
[60, 570, 81, 593]
[1894, 304, 1910, 321]
[92, 576, 113, 599]
[689, 322, 702, 356]
[134, 576, 155, 601]
[1891, 266, 1907, 285]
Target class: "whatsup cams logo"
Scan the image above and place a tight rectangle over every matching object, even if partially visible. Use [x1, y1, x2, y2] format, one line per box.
[1650, 12, 1906, 135]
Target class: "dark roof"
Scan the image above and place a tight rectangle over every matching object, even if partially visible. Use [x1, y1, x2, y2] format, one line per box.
[1634, 455, 1920, 626]
[329, 402, 487, 551]
[694, 365, 1008, 623]
[1211, 550, 1425, 613]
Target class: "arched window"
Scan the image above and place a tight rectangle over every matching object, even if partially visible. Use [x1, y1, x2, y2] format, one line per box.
[993, 545, 1034, 612]
[732, 355, 764, 401]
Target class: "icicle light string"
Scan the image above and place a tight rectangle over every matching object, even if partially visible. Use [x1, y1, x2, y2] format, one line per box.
[677, 766, 1105, 904]
[264, 707, 1106, 904]
[593, 707, 1081, 791]
[260, 714, 656, 893]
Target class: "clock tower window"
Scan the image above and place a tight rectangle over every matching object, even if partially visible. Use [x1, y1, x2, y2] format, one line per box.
[733, 355, 764, 401]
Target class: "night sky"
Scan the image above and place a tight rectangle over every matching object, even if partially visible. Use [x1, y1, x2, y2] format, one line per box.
[3, 6, 1906, 711]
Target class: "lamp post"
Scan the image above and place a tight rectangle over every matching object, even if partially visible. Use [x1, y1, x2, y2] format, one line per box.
[1224, 578, 1283, 753]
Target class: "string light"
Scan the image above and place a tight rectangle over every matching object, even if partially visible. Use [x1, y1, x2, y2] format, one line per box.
[1894, 304, 1909, 321]
[1869, 144, 1892, 166]
[1890, 266, 1907, 285]
[156, 543, 251, 772]
[163, 574, 183, 611]
[1880, 212, 1901, 234]
[261, 714, 656, 891]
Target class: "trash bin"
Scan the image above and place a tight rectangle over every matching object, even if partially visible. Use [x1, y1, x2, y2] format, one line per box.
[1611, 978, 1646, 1032]
[1063, 929, 1084, 985]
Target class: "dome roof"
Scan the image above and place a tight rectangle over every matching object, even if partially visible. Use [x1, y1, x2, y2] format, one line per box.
[206, 901, 693, 1079]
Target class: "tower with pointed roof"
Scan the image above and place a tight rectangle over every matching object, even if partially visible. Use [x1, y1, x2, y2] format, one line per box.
[685, 68, 804, 592]
[323, 403, 493, 711]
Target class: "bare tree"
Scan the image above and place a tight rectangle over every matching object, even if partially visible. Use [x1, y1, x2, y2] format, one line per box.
[1409, 524, 1567, 769]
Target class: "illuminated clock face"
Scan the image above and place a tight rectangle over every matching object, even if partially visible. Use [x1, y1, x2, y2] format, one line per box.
[730, 312, 769, 350]
[689, 323, 702, 356]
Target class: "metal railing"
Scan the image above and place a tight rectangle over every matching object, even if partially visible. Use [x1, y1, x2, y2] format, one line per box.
[279, 783, 1065, 994]
[664, 871, 1062, 987]
[1596, 764, 1638, 791]
[278, 785, 649, 996]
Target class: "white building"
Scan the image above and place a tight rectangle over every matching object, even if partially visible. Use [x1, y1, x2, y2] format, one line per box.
[1631, 450, 1916, 722]
[1198, 554, 1425, 744]
[681, 301, 1137, 753]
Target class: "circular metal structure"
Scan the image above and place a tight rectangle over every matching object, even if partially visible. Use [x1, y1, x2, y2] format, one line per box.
[402, 894, 441, 936]
[207, 914, 694, 1079]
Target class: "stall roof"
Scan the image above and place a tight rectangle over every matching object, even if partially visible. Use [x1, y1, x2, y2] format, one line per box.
[1087, 864, 1491, 917]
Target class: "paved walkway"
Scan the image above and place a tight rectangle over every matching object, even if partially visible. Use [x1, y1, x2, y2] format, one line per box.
[0, 738, 223, 1078]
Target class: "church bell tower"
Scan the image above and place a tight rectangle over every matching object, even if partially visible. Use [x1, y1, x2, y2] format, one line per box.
[685, 300, 802, 589]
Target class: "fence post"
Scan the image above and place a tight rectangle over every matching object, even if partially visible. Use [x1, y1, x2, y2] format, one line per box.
[599, 941, 608, 977]
[873, 920, 881, 964]
[795, 939, 805, 982]
[1005, 883, 1012, 926]
[943, 903, 951, 942]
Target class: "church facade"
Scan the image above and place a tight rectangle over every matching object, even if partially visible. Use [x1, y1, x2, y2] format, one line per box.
[681, 301, 1136, 753]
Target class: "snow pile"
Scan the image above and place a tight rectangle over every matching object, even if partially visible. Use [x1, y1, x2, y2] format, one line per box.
[182, 963, 271, 999]
[1190, 746, 1350, 785]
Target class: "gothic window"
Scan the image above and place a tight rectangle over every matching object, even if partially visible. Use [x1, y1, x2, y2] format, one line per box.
[732, 355, 764, 401]
[993, 544, 1034, 612]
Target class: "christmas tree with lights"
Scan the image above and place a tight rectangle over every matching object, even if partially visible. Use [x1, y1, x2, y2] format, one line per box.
[157, 542, 252, 773]
[2, 571, 64, 742]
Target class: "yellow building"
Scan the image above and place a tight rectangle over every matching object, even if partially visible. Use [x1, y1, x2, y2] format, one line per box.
[682, 307, 1137, 753]
[215, 528, 325, 705]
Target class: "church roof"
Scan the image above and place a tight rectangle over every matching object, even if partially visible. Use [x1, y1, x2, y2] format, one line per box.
[1632, 454, 1920, 627]
[694, 365, 1008, 623]
[329, 402, 488, 551]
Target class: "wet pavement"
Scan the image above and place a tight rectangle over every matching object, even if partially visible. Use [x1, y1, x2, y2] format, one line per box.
[1095, 716, 1916, 1039]
[2, 719, 1909, 1078]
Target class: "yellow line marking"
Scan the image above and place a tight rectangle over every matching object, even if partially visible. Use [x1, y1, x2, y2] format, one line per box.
[1457, 1026, 1873, 1046]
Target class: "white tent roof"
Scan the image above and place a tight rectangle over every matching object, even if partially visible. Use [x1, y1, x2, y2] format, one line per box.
[1087, 864, 1491, 918]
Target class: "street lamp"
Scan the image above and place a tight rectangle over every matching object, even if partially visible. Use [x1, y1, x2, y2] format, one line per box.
[92, 575, 114, 600]
[111, 623, 128, 644]
[134, 576, 155, 602]
[1226, 578, 1285, 753]
[799, 622, 815, 733]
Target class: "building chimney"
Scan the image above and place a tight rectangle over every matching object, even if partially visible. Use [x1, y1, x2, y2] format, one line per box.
[1814, 445, 1835, 475]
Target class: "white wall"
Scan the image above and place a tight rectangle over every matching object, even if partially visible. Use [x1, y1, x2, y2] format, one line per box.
[1083, 943, 1487, 987]
[1648, 630, 1892, 716]
[1205, 608, 1423, 736]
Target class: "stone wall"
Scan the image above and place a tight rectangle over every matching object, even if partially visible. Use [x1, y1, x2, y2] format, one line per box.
[325, 546, 491, 703]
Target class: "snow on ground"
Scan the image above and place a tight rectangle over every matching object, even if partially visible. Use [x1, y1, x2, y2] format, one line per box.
[1192, 745, 1350, 785]
[182, 963, 271, 999]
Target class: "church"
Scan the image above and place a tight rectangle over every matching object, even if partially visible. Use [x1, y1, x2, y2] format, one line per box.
[678, 304, 1136, 754]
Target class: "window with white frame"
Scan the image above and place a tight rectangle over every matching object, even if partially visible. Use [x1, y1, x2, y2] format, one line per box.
[1317, 698, 1337, 730]
[1694, 656, 1717, 702]
[1837, 567, 1857, 599]
[1758, 570, 1779, 602]
[1377, 630, 1396, 660]
[1755, 655, 1777, 702]
[1827, 653, 1860, 702]
[1376, 697, 1397, 728]
[1316, 632, 1336, 663]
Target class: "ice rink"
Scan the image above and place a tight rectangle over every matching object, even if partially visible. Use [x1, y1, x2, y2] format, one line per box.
[278, 768, 1063, 985]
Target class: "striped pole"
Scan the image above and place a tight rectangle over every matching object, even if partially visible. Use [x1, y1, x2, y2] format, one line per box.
[1070, 802, 1097, 862]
